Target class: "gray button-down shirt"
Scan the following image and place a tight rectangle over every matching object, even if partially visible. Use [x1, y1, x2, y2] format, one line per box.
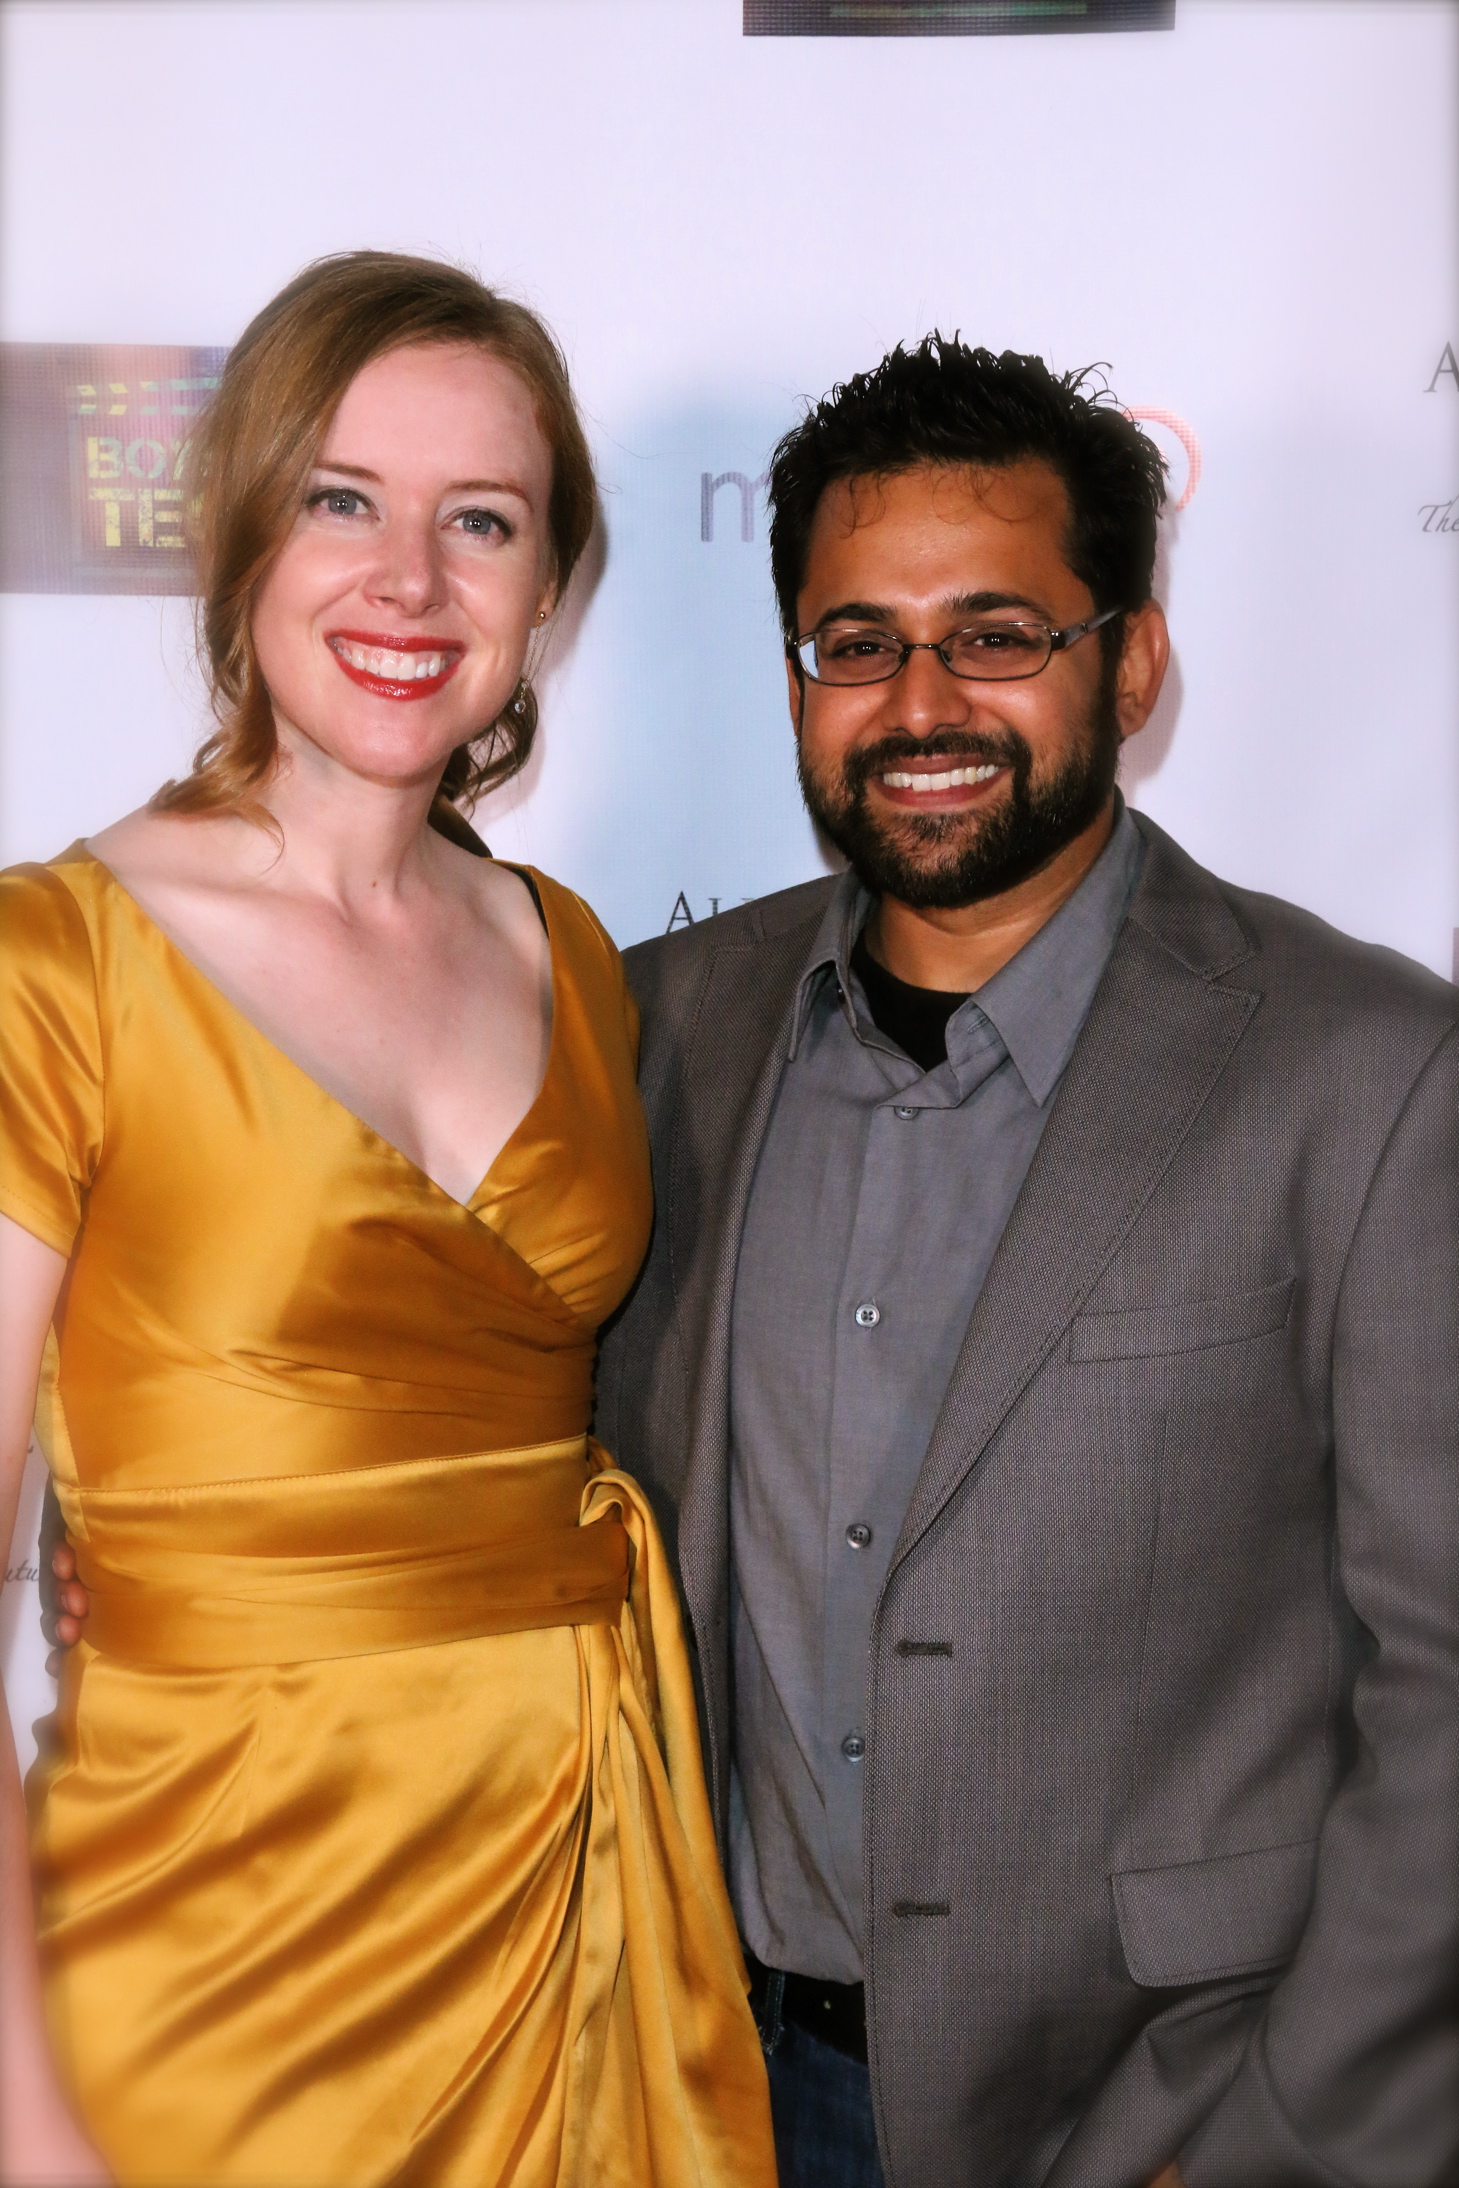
[728, 805, 1145, 1983]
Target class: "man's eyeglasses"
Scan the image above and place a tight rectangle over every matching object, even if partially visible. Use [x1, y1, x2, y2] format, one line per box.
[792, 607, 1121, 688]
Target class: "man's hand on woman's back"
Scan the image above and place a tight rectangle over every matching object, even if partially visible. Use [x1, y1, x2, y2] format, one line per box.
[38, 1486, 88, 1673]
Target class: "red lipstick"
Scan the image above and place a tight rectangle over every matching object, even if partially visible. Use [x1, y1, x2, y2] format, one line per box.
[326, 630, 464, 701]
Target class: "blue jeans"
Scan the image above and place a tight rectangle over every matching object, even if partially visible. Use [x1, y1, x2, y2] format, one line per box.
[765, 2017, 887, 2188]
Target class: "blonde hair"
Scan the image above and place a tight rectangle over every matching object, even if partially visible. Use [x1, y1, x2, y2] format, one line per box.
[154, 251, 596, 829]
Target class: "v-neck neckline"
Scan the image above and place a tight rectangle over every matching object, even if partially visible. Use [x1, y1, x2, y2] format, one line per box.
[77, 844, 560, 1216]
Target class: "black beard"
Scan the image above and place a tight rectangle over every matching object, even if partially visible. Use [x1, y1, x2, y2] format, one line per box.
[796, 679, 1123, 912]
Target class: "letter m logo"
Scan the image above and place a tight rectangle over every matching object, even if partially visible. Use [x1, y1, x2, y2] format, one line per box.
[701, 468, 770, 542]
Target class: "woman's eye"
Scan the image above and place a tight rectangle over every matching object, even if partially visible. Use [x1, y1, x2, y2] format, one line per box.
[308, 487, 367, 518]
[453, 507, 511, 541]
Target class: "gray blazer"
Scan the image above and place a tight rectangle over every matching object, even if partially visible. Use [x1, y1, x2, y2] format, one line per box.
[595, 814, 1459, 2188]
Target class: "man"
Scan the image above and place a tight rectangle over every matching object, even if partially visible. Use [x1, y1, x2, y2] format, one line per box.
[593, 339, 1459, 2185]
[45, 340, 1459, 2186]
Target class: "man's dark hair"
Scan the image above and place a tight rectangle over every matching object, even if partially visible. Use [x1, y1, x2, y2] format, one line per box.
[767, 334, 1167, 653]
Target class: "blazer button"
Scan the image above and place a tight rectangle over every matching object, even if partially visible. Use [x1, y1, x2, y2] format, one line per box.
[853, 1302, 880, 1328]
[841, 1733, 867, 1761]
[845, 1522, 873, 1551]
[893, 1105, 917, 1119]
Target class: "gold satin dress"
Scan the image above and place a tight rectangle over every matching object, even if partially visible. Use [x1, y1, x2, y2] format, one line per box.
[0, 845, 774, 2188]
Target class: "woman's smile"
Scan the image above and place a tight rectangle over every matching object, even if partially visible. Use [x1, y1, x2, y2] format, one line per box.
[325, 629, 465, 700]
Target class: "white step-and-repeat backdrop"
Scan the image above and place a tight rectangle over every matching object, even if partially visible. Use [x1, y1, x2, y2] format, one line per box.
[3, 0, 1456, 1769]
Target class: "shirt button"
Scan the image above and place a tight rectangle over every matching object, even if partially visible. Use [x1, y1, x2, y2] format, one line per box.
[841, 1733, 866, 1762]
[853, 1302, 880, 1328]
[845, 1522, 873, 1551]
[894, 1105, 917, 1119]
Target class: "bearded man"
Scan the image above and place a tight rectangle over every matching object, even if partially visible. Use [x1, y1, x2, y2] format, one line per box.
[594, 340, 1459, 2187]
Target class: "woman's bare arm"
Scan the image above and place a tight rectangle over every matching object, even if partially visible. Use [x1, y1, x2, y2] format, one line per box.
[0, 1212, 111, 2185]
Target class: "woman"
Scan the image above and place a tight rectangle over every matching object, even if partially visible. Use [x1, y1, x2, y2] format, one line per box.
[0, 252, 775, 2187]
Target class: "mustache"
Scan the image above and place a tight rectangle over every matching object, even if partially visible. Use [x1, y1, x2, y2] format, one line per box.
[840, 728, 1031, 795]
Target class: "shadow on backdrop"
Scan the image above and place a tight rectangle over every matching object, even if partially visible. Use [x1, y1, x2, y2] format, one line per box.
[1121, 505, 1184, 795]
[478, 501, 611, 833]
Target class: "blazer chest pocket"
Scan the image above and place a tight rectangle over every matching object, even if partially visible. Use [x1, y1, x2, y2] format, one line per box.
[1112, 1838, 1317, 1986]
[1069, 1277, 1294, 1363]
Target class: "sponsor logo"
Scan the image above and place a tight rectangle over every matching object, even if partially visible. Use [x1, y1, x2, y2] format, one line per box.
[1419, 347, 1454, 532]
[1125, 407, 1200, 510]
[0, 344, 226, 594]
[1425, 342, 1458, 394]
[744, 0, 1174, 36]
[666, 892, 749, 930]
[701, 468, 770, 542]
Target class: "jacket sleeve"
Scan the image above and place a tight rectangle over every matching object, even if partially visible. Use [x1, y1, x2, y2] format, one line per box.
[1183, 1025, 1459, 2187]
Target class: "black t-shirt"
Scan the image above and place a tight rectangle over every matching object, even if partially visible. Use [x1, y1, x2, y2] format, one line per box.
[849, 929, 971, 1075]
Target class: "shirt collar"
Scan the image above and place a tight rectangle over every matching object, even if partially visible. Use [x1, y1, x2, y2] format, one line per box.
[972, 799, 1144, 1101]
[787, 797, 1145, 1103]
[787, 871, 871, 1059]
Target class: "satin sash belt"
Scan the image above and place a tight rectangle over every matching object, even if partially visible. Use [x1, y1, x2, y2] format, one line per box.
[57, 1437, 632, 1670]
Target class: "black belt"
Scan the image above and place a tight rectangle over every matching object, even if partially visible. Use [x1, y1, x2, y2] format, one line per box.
[745, 1947, 868, 2065]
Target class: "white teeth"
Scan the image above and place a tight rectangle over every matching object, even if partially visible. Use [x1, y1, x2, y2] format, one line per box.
[332, 639, 453, 681]
[880, 763, 1002, 792]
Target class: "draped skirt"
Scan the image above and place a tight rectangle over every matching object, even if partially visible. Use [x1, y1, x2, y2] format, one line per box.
[28, 1440, 774, 2187]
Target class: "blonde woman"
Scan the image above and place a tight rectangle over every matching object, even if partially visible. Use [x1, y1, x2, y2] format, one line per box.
[0, 253, 774, 2187]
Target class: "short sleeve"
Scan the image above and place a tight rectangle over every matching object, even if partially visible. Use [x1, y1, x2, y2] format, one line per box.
[0, 864, 104, 1256]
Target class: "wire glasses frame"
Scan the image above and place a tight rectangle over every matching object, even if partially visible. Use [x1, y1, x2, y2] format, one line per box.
[792, 605, 1122, 687]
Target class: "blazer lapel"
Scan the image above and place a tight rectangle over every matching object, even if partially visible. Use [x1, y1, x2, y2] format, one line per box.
[891, 824, 1263, 1569]
[666, 896, 835, 1699]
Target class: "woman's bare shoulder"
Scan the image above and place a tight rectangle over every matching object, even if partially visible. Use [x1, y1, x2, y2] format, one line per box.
[87, 806, 261, 892]
[435, 833, 547, 946]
